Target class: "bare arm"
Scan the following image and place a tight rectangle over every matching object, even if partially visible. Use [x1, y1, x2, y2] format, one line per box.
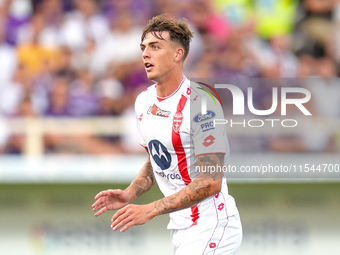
[124, 152, 156, 202]
[151, 153, 224, 215]
[111, 153, 225, 232]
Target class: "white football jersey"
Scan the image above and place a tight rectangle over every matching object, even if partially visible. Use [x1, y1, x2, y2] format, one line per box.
[135, 77, 238, 229]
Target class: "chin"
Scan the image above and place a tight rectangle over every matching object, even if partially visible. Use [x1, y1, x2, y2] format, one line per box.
[146, 73, 158, 82]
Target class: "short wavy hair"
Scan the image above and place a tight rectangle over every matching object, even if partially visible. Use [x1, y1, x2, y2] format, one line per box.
[141, 14, 194, 61]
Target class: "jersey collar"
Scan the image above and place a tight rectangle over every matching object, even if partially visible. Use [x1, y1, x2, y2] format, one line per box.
[157, 76, 187, 102]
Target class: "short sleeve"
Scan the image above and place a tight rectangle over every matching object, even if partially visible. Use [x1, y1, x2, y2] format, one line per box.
[190, 89, 229, 157]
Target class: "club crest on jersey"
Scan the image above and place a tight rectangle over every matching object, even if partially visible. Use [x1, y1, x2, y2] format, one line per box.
[147, 104, 171, 117]
[173, 112, 183, 133]
[194, 111, 215, 122]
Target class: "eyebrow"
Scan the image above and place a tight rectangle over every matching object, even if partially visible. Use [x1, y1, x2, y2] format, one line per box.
[140, 41, 162, 48]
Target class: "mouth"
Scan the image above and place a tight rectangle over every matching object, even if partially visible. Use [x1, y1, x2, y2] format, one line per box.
[145, 63, 154, 71]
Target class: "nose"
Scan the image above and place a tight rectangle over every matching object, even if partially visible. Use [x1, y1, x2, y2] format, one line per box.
[142, 47, 150, 59]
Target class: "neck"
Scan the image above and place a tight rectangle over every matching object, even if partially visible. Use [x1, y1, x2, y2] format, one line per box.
[156, 72, 185, 98]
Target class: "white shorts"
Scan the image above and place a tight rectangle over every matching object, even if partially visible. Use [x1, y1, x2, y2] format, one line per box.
[170, 214, 242, 255]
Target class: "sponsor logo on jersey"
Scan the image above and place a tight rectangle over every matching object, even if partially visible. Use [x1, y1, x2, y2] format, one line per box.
[193, 111, 215, 122]
[202, 135, 215, 147]
[200, 121, 215, 132]
[156, 171, 182, 180]
[148, 140, 172, 170]
[147, 104, 171, 117]
[138, 113, 143, 121]
[173, 112, 183, 133]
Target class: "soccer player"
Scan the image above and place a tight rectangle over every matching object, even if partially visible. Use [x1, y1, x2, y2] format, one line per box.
[92, 14, 242, 254]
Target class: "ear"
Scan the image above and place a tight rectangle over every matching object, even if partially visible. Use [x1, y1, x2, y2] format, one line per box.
[174, 48, 185, 62]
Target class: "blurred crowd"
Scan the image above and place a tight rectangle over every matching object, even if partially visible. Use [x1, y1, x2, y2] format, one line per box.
[0, 0, 339, 155]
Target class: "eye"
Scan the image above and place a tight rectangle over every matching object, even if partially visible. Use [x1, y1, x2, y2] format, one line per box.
[152, 45, 159, 50]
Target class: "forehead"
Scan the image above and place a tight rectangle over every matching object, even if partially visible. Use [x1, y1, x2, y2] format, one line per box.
[141, 31, 171, 44]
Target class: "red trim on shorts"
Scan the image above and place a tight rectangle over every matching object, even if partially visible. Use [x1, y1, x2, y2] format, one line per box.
[202, 196, 220, 254]
[171, 93, 200, 225]
[201, 193, 230, 255]
[213, 193, 229, 254]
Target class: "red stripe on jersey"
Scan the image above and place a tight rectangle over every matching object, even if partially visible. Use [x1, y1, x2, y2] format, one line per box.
[172, 94, 190, 185]
[172, 94, 200, 225]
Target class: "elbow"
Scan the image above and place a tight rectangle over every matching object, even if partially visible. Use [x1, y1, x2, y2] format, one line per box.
[196, 176, 222, 198]
[215, 182, 222, 194]
[210, 179, 222, 195]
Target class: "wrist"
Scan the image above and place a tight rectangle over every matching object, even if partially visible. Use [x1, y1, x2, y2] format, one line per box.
[123, 187, 134, 202]
[148, 203, 160, 218]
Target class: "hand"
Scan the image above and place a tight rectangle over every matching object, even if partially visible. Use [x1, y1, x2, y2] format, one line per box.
[111, 204, 157, 232]
[92, 189, 130, 217]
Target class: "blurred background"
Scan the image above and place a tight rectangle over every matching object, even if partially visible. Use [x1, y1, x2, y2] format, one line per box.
[0, 0, 339, 254]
